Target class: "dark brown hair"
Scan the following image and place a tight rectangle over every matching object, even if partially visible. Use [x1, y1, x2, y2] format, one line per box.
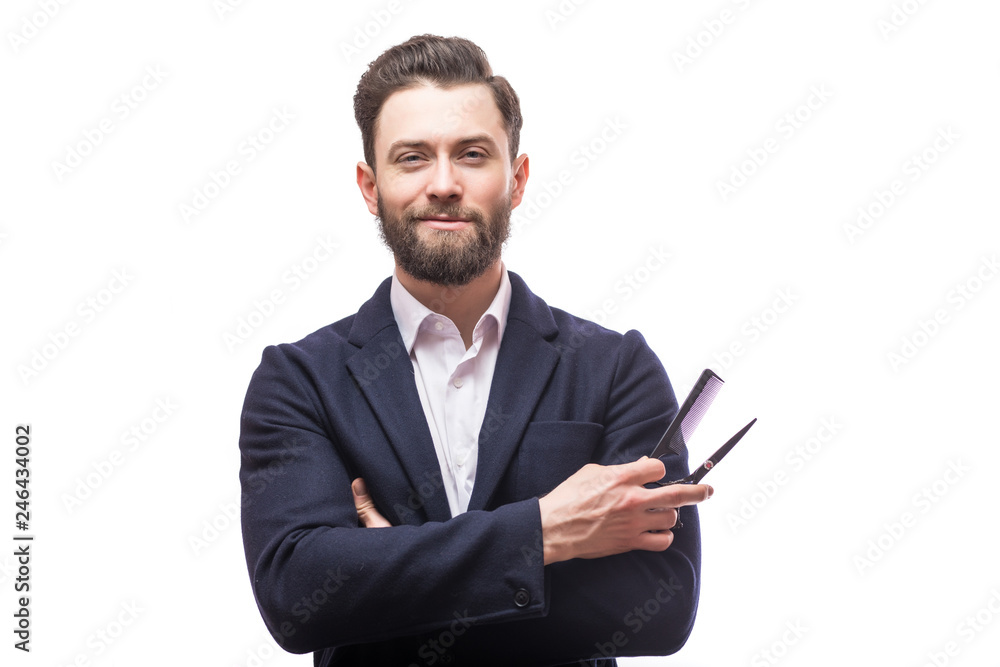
[353, 34, 522, 172]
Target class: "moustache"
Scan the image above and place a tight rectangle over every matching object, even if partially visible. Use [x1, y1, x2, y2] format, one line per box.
[404, 207, 484, 226]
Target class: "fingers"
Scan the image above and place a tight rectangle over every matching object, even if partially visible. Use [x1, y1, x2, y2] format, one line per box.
[638, 479, 711, 508]
[621, 456, 668, 485]
[663, 483, 713, 507]
[644, 507, 681, 531]
[633, 529, 676, 552]
[351, 478, 392, 528]
[635, 483, 711, 533]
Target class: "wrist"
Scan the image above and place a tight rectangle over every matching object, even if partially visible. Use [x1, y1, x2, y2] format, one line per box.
[538, 495, 571, 565]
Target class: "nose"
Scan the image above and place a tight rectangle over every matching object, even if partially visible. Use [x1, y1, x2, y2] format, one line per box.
[425, 158, 462, 203]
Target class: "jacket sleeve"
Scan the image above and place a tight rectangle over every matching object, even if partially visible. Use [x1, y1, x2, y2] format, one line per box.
[238, 343, 548, 654]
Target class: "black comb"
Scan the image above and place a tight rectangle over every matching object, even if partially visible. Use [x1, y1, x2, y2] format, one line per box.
[650, 368, 724, 461]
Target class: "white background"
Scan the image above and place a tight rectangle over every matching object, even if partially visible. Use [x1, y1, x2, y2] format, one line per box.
[2, 1, 999, 665]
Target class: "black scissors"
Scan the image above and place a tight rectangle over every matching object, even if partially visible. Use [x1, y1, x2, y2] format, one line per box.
[659, 417, 756, 486]
[646, 369, 756, 526]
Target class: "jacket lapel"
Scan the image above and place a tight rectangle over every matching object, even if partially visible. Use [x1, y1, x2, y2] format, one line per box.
[345, 279, 452, 522]
[467, 272, 561, 511]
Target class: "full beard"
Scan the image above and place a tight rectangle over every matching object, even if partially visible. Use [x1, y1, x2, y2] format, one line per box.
[376, 194, 512, 287]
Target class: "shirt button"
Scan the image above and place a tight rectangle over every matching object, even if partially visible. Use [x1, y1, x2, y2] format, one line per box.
[452, 376, 464, 388]
[513, 588, 530, 607]
[434, 321, 444, 331]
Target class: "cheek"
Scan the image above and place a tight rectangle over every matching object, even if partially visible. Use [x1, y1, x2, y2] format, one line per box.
[468, 172, 510, 203]
[379, 176, 423, 208]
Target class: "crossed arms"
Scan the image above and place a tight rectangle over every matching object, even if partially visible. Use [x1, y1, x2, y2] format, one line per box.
[239, 323, 709, 663]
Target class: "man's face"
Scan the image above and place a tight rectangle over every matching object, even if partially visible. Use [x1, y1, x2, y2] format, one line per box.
[360, 83, 527, 286]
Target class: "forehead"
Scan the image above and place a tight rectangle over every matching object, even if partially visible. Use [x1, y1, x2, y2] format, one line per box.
[375, 83, 506, 154]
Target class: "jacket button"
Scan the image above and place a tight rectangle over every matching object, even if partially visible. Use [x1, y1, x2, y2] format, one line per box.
[513, 588, 530, 607]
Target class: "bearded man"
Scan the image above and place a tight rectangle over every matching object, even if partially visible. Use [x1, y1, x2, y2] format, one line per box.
[239, 34, 711, 667]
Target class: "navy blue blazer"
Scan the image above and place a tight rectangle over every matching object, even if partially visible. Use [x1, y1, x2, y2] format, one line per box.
[239, 271, 701, 666]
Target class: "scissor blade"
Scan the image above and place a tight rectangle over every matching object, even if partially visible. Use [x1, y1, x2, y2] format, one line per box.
[686, 417, 757, 483]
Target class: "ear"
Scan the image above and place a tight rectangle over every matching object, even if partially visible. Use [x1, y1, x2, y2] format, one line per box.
[356, 162, 379, 216]
[509, 153, 529, 210]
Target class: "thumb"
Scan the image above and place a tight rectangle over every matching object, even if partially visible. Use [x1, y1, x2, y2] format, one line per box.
[626, 455, 666, 484]
[352, 478, 392, 528]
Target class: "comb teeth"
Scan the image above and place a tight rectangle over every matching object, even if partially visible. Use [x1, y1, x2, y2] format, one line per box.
[651, 369, 724, 459]
[679, 373, 723, 446]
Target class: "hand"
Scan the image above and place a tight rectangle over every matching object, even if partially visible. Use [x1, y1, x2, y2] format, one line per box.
[538, 457, 712, 565]
[352, 478, 392, 528]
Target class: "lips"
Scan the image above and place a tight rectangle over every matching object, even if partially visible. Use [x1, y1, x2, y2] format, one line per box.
[419, 217, 471, 231]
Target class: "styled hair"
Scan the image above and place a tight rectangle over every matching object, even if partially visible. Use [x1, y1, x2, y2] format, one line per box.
[353, 34, 522, 171]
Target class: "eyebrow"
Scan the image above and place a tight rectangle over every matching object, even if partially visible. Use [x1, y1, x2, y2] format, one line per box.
[386, 134, 500, 157]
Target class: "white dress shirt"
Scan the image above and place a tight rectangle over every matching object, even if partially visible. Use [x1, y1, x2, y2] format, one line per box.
[389, 266, 512, 517]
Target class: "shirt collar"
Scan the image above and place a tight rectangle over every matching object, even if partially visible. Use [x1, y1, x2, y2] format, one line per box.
[390, 264, 512, 354]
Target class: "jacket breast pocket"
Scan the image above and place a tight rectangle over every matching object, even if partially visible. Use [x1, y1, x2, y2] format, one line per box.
[515, 421, 605, 499]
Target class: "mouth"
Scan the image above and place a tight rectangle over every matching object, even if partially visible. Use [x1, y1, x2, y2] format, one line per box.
[418, 216, 472, 231]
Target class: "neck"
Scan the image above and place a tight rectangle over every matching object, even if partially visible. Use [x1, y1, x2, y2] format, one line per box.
[395, 261, 503, 349]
